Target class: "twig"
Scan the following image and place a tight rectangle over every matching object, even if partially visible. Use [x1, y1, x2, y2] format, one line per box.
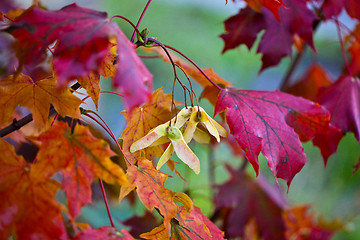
[164, 44, 222, 90]
[0, 82, 81, 138]
[130, 0, 153, 43]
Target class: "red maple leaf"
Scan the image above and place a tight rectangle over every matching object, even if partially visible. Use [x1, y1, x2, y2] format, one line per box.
[230, 0, 284, 20]
[215, 87, 331, 186]
[7, 3, 152, 110]
[322, 0, 360, 20]
[284, 64, 332, 101]
[316, 75, 360, 142]
[214, 165, 287, 239]
[0, 139, 66, 239]
[222, 0, 317, 71]
[32, 122, 129, 219]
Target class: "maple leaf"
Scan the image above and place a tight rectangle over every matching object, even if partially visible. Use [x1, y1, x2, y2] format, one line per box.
[220, 7, 266, 52]
[123, 211, 160, 238]
[347, 24, 360, 76]
[230, 0, 284, 20]
[6, 3, 152, 110]
[113, 29, 153, 109]
[316, 75, 360, 142]
[120, 159, 192, 233]
[222, 0, 317, 71]
[0, 139, 66, 239]
[173, 205, 226, 239]
[0, 73, 82, 129]
[32, 121, 129, 218]
[285, 64, 332, 100]
[141, 206, 225, 240]
[322, 0, 360, 20]
[74, 226, 136, 240]
[215, 87, 331, 186]
[77, 72, 101, 110]
[214, 165, 287, 239]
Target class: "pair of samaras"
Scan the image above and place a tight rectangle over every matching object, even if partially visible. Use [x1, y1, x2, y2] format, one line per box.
[130, 106, 227, 174]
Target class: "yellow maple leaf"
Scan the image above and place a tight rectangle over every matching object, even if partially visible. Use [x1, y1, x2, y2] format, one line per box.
[0, 73, 82, 129]
[120, 89, 179, 164]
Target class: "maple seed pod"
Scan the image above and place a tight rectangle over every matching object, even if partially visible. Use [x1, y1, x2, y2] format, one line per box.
[130, 124, 167, 153]
[166, 126, 182, 140]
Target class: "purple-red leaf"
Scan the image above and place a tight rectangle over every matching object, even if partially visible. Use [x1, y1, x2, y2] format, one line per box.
[215, 87, 330, 186]
[221, 7, 266, 52]
[316, 76, 360, 142]
[215, 165, 287, 239]
[7, 3, 152, 110]
[322, 0, 360, 20]
[222, 0, 317, 71]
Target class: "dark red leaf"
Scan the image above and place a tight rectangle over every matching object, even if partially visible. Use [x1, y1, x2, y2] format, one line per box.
[322, 0, 360, 20]
[312, 125, 344, 165]
[222, 0, 317, 71]
[123, 212, 160, 238]
[112, 29, 153, 109]
[215, 87, 330, 186]
[7, 3, 152, 110]
[284, 64, 332, 100]
[220, 7, 266, 52]
[8, 4, 114, 84]
[215, 165, 287, 239]
[231, 0, 284, 20]
[316, 76, 360, 142]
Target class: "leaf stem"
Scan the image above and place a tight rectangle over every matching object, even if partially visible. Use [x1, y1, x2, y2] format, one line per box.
[164, 44, 222, 90]
[279, 50, 305, 91]
[335, 18, 352, 76]
[109, 15, 142, 38]
[130, 0, 153, 43]
[82, 111, 133, 166]
[147, 38, 192, 109]
[99, 178, 115, 228]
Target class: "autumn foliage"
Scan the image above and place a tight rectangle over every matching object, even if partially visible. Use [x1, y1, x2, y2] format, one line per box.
[0, 0, 359, 239]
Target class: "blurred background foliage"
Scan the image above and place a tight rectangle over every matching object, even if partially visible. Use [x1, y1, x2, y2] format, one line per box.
[32, 0, 360, 238]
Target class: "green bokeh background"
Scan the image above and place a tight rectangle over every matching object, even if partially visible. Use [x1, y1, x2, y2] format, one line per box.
[52, 0, 360, 238]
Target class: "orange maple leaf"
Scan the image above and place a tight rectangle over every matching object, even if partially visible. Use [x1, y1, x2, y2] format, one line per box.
[120, 159, 192, 234]
[77, 72, 101, 110]
[0, 139, 66, 239]
[31, 121, 129, 218]
[120, 88, 178, 164]
[140, 206, 226, 239]
[0, 73, 82, 129]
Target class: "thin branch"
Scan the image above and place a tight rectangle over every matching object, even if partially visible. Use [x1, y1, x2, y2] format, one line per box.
[279, 50, 305, 91]
[335, 18, 352, 76]
[109, 15, 142, 38]
[130, 0, 153, 43]
[83, 111, 133, 167]
[0, 82, 81, 138]
[164, 44, 222, 90]
[99, 179, 115, 228]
